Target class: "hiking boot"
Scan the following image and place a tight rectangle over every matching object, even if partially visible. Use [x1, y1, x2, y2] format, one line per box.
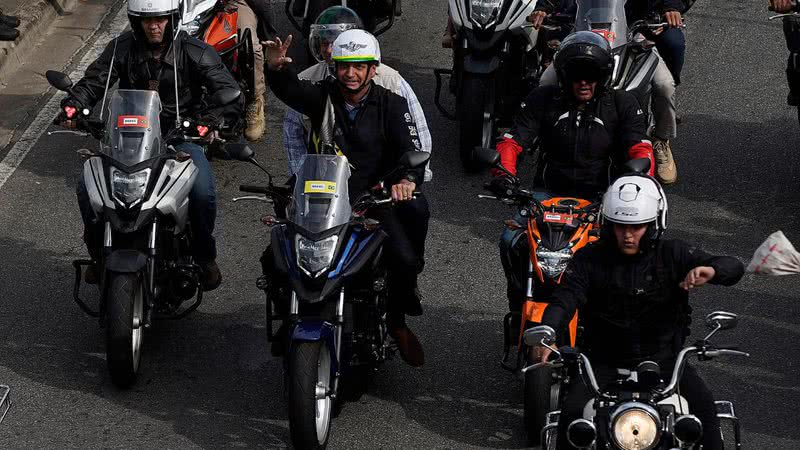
[200, 260, 222, 291]
[389, 325, 425, 367]
[244, 96, 265, 142]
[0, 23, 18, 41]
[653, 139, 677, 184]
[0, 9, 20, 28]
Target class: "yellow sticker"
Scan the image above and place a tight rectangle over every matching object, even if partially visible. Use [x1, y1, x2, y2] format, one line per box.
[304, 180, 337, 194]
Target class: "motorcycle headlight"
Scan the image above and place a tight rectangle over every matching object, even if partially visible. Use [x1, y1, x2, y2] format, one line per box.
[610, 403, 661, 450]
[111, 168, 150, 206]
[296, 235, 338, 277]
[536, 247, 573, 279]
[471, 0, 503, 27]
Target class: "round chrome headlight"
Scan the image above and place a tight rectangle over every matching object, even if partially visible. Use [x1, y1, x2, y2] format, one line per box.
[610, 402, 661, 450]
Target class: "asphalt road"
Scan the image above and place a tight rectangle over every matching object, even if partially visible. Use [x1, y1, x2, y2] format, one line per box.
[0, 0, 799, 448]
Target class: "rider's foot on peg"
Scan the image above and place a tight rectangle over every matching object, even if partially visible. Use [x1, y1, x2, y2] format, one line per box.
[200, 260, 222, 291]
[389, 325, 425, 367]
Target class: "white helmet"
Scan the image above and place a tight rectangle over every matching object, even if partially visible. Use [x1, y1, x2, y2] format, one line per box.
[128, 0, 181, 41]
[332, 29, 381, 65]
[602, 175, 668, 240]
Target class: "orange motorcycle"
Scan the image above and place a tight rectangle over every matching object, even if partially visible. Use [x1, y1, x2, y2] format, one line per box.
[475, 148, 601, 446]
[182, 0, 255, 103]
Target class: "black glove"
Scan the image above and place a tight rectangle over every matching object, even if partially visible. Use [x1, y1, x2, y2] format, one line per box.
[487, 176, 516, 197]
[55, 97, 84, 123]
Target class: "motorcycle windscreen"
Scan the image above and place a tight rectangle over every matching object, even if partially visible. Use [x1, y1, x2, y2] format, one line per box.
[575, 0, 628, 48]
[289, 154, 352, 233]
[104, 90, 163, 166]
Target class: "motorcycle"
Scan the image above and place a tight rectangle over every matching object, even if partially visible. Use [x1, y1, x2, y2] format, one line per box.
[285, 0, 401, 38]
[181, 0, 256, 103]
[475, 147, 602, 445]
[229, 146, 430, 449]
[528, 311, 746, 450]
[433, 0, 540, 170]
[46, 69, 241, 387]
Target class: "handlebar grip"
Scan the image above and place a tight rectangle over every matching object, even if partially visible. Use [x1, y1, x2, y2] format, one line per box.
[240, 184, 270, 194]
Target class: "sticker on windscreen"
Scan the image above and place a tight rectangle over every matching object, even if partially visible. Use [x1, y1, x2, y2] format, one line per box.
[304, 181, 337, 194]
[117, 115, 149, 128]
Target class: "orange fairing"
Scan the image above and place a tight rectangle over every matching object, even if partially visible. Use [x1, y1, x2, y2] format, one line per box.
[520, 300, 578, 347]
[204, 10, 238, 53]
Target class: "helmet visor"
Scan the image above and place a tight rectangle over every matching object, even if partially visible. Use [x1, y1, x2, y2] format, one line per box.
[562, 59, 607, 83]
[310, 23, 359, 63]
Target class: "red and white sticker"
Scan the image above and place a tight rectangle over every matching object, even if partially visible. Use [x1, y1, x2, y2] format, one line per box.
[117, 115, 149, 128]
[592, 29, 616, 44]
[543, 213, 573, 225]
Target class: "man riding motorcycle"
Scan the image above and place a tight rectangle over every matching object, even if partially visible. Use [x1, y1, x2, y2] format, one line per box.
[493, 31, 654, 315]
[61, 0, 243, 290]
[532, 0, 681, 185]
[264, 29, 430, 366]
[770, 0, 800, 105]
[283, 6, 432, 181]
[539, 175, 745, 450]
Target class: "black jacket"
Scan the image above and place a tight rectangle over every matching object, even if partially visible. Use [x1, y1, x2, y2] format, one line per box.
[507, 85, 649, 199]
[69, 30, 243, 135]
[266, 68, 425, 197]
[536, 0, 686, 17]
[541, 239, 745, 367]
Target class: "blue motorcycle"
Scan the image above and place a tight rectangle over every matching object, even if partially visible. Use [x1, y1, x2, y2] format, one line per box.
[231, 146, 429, 449]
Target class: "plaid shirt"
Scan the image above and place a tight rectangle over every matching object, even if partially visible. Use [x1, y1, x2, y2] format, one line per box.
[282, 64, 433, 181]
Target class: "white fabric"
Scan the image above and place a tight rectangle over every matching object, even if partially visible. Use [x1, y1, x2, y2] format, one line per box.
[747, 231, 800, 275]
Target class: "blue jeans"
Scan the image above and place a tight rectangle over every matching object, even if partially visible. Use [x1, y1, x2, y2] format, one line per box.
[654, 27, 685, 85]
[77, 142, 217, 262]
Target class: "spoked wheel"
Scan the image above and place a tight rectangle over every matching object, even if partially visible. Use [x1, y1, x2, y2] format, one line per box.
[524, 364, 558, 447]
[288, 341, 334, 449]
[105, 272, 144, 388]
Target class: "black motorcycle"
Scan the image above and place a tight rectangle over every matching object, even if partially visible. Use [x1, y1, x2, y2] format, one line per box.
[229, 146, 429, 449]
[528, 311, 746, 450]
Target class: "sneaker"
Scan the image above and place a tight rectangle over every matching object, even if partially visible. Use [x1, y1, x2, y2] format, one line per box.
[388, 325, 425, 367]
[0, 23, 18, 41]
[244, 96, 265, 142]
[200, 260, 222, 291]
[653, 139, 677, 184]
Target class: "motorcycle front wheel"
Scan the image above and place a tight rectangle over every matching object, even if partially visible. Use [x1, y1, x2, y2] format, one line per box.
[288, 341, 334, 449]
[524, 364, 558, 446]
[105, 272, 144, 388]
[458, 72, 495, 171]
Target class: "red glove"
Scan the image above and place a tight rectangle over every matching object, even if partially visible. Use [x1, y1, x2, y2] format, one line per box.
[627, 141, 655, 177]
[492, 137, 523, 177]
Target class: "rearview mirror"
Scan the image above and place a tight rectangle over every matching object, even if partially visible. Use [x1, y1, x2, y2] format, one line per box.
[523, 325, 556, 347]
[210, 88, 242, 106]
[473, 147, 500, 167]
[46, 70, 73, 91]
[398, 151, 430, 169]
[224, 143, 254, 162]
[623, 157, 652, 175]
[704, 311, 738, 331]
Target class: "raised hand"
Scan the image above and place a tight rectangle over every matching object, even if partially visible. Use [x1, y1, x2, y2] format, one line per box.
[679, 266, 716, 291]
[262, 34, 294, 71]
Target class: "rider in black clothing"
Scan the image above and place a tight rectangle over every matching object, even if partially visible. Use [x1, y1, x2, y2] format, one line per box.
[540, 174, 744, 450]
[263, 29, 430, 367]
[771, 0, 800, 105]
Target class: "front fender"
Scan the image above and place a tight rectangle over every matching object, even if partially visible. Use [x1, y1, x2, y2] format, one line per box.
[464, 54, 501, 74]
[105, 249, 147, 273]
[290, 320, 338, 378]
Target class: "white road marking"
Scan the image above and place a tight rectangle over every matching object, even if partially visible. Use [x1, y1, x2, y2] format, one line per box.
[0, 2, 129, 190]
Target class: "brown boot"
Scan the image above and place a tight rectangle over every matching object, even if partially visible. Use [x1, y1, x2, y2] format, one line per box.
[244, 96, 265, 142]
[200, 260, 222, 291]
[653, 139, 677, 184]
[389, 325, 425, 367]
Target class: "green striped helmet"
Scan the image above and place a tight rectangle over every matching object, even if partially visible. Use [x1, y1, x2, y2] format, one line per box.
[332, 29, 380, 64]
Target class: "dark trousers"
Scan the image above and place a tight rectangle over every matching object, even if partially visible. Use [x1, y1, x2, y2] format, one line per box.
[555, 363, 722, 450]
[784, 16, 800, 98]
[367, 193, 430, 326]
[77, 143, 218, 261]
[654, 27, 686, 85]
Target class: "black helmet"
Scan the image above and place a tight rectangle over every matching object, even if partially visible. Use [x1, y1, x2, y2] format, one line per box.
[309, 6, 364, 63]
[554, 31, 613, 88]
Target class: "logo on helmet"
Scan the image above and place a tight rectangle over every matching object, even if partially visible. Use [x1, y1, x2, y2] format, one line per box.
[614, 207, 639, 217]
[339, 41, 368, 52]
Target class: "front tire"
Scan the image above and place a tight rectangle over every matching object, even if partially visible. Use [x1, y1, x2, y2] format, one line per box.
[105, 272, 144, 388]
[458, 72, 496, 171]
[524, 364, 558, 446]
[288, 341, 334, 449]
